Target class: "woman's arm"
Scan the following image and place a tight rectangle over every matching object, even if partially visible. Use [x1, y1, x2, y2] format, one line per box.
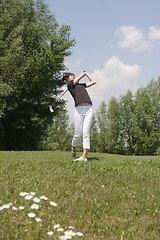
[85, 72, 96, 87]
[73, 72, 86, 85]
[73, 71, 96, 87]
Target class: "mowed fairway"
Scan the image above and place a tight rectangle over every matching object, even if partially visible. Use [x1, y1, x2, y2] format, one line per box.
[0, 151, 160, 240]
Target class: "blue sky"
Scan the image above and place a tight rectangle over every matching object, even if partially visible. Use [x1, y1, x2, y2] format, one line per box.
[45, 0, 160, 120]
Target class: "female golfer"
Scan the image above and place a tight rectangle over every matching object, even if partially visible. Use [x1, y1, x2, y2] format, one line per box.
[63, 71, 96, 161]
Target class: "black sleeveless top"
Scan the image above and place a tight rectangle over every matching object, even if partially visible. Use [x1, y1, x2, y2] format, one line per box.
[67, 80, 92, 107]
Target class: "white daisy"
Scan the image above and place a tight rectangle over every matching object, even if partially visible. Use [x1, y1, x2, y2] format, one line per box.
[31, 204, 39, 210]
[25, 195, 33, 200]
[68, 226, 75, 229]
[54, 224, 60, 229]
[35, 217, 42, 223]
[50, 201, 57, 206]
[3, 204, 11, 209]
[76, 232, 83, 236]
[33, 197, 40, 203]
[19, 192, 28, 196]
[57, 228, 64, 232]
[28, 212, 36, 218]
[65, 230, 76, 237]
[40, 196, 48, 200]
[12, 206, 18, 210]
[30, 192, 36, 196]
[19, 206, 25, 210]
[47, 231, 54, 236]
[59, 235, 72, 240]
[0, 206, 4, 211]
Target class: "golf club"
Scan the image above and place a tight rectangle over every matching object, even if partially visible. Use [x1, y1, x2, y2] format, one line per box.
[49, 71, 86, 112]
[49, 88, 68, 113]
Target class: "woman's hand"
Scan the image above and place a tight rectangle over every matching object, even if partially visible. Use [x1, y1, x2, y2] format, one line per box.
[85, 72, 96, 87]
[73, 72, 86, 85]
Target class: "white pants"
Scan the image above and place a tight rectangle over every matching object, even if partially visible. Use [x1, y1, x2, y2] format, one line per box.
[72, 106, 93, 149]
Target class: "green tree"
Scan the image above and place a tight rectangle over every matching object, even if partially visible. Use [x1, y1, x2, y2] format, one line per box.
[90, 78, 160, 155]
[118, 91, 136, 155]
[0, 0, 75, 149]
[90, 114, 99, 152]
[133, 78, 160, 155]
[105, 97, 121, 154]
[40, 107, 72, 151]
[95, 101, 108, 152]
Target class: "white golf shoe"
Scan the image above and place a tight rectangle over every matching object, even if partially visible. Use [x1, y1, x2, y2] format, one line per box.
[74, 156, 87, 162]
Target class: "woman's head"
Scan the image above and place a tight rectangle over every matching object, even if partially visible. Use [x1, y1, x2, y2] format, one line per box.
[63, 72, 75, 82]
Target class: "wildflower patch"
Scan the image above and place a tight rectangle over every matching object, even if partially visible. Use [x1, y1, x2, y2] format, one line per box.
[0, 191, 83, 239]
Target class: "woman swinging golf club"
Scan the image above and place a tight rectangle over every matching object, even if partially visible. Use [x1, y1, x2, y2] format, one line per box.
[63, 71, 96, 161]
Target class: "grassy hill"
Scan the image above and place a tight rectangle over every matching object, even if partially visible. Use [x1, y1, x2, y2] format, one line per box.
[0, 151, 160, 239]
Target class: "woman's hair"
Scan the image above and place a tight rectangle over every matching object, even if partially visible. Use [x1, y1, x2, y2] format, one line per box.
[62, 72, 75, 81]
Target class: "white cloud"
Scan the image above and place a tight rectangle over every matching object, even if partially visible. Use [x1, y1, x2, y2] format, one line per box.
[63, 55, 141, 121]
[115, 25, 151, 52]
[148, 26, 160, 41]
[88, 55, 140, 109]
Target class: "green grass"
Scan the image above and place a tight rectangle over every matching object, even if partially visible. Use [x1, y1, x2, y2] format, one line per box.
[0, 151, 160, 240]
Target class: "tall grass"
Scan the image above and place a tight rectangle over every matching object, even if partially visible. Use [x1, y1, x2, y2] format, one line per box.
[0, 151, 160, 239]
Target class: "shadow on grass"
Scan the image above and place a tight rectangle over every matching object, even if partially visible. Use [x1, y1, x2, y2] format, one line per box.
[87, 157, 100, 161]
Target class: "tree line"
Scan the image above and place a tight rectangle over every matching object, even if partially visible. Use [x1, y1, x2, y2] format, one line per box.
[91, 77, 160, 155]
[0, 0, 159, 155]
[42, 77, 160, 156]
